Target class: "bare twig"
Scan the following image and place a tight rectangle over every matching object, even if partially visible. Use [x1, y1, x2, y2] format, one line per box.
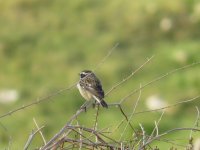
[50, 126, 98, 150]
[139, 123, 146, 148]
[24, 126, 45, 150]
[120, 84, 142, 140]
[116, 96, 200, 131]
[76, 121, 83, 150]
[93, 43, 119, 71]
[0, 121, 7, 131]
[69, 128, 96, 149]
[48, 125, 119, 149]
[155, 138, 187, 148]
[148, 111, 165, 141]
[109, 95, 200, 149]
[63, 137, 117, 149]
[120, 61, 200, 104]
[134, 95, 200, 115]
[189, 106, 200, 139]
[110, 119, 125, 136]
[0, 84, 76, 119]
[41, 102, 92, 150]
[67, 125, 120, 144]
[33, 118, 46, 145]
[93, 105, 100, 143]
[155, 121, 159, 137]
[118, 105, 137, 135]
[140, 128, 200, 150]
[106, 55, 154, 96]
[93, 105, 99, 131]
[35, 60, 200, 149]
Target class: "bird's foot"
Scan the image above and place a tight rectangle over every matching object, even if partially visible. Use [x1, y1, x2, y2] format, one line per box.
[80, 106, 87, 112]
[92, 103, 96, 108]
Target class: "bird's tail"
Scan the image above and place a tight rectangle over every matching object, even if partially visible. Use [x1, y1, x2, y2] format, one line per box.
[100, 99, 108, 108]
[93, 96, 108, 108]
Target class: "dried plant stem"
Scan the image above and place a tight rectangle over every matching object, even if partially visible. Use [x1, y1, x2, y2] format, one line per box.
[139, 123, 146, 148]
[33, 118, 46, 145]
[20, 59, 200, 149]
[41, 102, 92, 150]
[93, 105, 100, 143]
[119, 84, 142, 140]
[134, 95, 200, 115]
[24, 126, 45, 150]
[106, 55, 154, 96]
[118, 105, 137, 135]
[148, 111, 165, 141]
[120, 61, 200, 104]
[139, 128, 200, 150]
[93, 43, 119, 71]
[0, 84, 76, 119]
[189, 106, 200, 139]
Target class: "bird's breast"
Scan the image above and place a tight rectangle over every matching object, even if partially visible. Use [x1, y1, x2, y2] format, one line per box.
[77, 83, 93, 100]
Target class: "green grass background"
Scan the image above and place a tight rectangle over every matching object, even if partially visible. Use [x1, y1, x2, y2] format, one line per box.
[0, 0, 200, 149]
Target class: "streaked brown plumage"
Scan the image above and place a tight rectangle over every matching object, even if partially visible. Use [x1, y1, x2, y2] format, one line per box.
[77, 70, 108, 108]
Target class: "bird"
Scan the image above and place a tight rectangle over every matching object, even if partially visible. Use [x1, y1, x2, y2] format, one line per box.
[77, 70, 108, 108]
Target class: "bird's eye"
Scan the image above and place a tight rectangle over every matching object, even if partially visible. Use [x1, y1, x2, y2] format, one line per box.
[80, 73, 86, 78]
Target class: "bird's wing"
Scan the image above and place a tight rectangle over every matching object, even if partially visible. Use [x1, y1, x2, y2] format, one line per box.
[82, 77, 104, 99]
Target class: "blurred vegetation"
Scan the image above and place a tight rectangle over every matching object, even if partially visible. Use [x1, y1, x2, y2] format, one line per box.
[0, 0, 200, 149]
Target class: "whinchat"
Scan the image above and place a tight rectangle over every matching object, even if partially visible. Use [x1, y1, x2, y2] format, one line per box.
[77, 70, 108, 108]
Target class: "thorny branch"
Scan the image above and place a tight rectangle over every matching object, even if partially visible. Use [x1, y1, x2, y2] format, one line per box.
[41, 102, 92, 150]
[139, 128, 200, 150]
[47, 125, 120, 150]
[37, 54, 156, 149]
[24, 126, 45, 150]
[119, 84, 142, 141]
[41, 61, 200, 150]
[1, 48, 200, 149]
[114, 96, 200, 134]
[189, 106, 200, 140]
[119, 61, 200, 104]
[0, 84, 76, 119]
[133, 95, 200, 115]
[93, 43, 119, 71]
[33, 118, 46, 145]
[106, 55, 154, 96]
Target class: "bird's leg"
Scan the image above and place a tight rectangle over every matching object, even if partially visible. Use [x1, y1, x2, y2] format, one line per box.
[84, 106, 87, 112]
[80, 101, 89, 112]
[80, 105, 87, 112]
[92, 100, 97, 108]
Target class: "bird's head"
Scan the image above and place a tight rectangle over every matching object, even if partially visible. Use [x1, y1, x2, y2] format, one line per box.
[79, 70, 93, 78]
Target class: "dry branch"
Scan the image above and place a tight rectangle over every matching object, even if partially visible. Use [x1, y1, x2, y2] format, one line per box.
[1, 53, 199, 150]
[33, 118, 46, 145]
[119, 61, 200, 104]
[0, 84, 76, 119]
[134, 95, 200, 115]
[139, 128, 200, 150]
[106, 55, 154, 96]
[41, 102, 92, 150]
[40, 61, 200, 150]
[93, 43, 119, 71]
[24, 126, 45, 150]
